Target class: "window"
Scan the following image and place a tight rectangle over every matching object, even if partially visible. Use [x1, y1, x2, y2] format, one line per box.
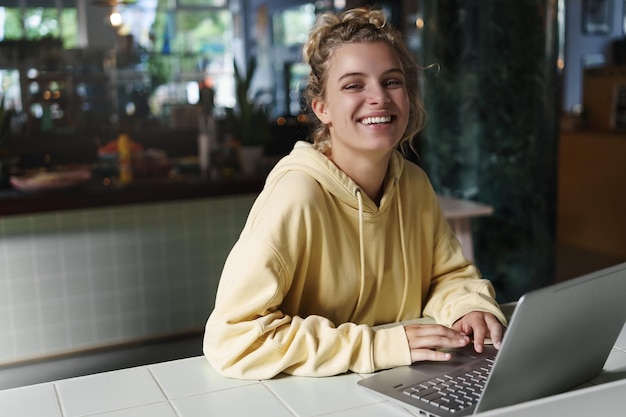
[0, 1, 78, 49]
[272, 3, 317, 47]
[0, 0, 234, 133]
[0, 7, 22, 39]
[116, 0, 233, 116]
[0, 68, 21, 111]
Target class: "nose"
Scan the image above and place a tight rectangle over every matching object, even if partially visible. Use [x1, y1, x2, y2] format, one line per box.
[368, 85, 390, 105]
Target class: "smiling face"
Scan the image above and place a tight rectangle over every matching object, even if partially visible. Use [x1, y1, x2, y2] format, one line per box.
[311, 41, 410, 162]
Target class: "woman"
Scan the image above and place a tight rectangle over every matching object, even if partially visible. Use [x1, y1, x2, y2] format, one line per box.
[204, 7, 506, 379]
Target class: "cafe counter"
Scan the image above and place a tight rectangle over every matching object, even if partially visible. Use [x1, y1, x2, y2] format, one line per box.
[0, 176, 265, 217]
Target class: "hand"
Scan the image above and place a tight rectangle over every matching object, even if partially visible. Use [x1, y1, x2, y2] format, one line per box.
[452, 311, 504, 353]
[404, 324, 470, 363]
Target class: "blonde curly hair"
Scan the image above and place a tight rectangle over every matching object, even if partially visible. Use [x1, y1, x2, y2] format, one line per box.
[302, 7, 426, 154]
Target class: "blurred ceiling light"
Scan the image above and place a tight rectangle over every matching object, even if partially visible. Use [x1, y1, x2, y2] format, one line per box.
[110, 9, 123, 27]
[416, 17, 424, 30]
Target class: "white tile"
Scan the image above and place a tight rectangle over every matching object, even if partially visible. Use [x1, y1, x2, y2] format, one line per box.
[84, 402, 177, 417]
[323, 402, 419, 417]
[171, 383, 294, 417]
[149, 356, 258, 399]
[263, 373, 379, 417]
[56, 367, 165, 417]
[0, 383, 63, 417]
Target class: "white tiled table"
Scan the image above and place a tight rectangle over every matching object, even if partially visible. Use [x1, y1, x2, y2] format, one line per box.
[1, 323, 624, 417]
[438, 195, 494, 261]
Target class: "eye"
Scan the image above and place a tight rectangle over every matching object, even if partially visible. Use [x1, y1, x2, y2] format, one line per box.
[384, 78, 404, 88]
[344, 83, 362, 90]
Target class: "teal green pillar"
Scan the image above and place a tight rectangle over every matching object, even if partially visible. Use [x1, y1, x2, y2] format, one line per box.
[419, 0, 560, 302]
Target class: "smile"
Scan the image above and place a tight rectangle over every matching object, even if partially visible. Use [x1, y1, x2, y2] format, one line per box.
[359, 116, 393, 125]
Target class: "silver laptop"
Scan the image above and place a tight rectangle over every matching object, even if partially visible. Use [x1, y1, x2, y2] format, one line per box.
[358, 262, 626, 416]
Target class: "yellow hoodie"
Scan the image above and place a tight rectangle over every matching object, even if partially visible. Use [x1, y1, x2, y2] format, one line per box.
[204, 141, 506, 379]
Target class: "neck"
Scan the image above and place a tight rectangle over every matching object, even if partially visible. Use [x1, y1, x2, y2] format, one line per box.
[328, 151, 391, 204]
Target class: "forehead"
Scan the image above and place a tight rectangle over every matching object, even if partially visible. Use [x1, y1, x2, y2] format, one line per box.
[327, 41, 403, 78]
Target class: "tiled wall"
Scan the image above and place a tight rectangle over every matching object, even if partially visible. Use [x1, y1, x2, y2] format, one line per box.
[0, 195, 256, 365]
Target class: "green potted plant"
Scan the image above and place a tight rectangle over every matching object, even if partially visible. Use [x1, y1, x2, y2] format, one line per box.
[224, 57, 272, 175]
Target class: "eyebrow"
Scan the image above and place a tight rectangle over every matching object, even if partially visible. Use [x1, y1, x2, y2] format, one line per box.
[337, 68, 405, 82]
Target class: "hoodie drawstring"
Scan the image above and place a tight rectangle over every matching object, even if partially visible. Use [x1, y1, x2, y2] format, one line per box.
[352, 188, 366, 320]
[394, 178, 410, 322]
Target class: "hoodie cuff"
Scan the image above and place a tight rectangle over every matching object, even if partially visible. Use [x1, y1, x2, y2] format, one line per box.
[373, 325, 412, 371]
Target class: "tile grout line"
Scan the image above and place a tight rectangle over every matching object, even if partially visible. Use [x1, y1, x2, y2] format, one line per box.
[260, 381, 301, 417]
[146, 366, 182, 417]
[53, 383, 68, 417]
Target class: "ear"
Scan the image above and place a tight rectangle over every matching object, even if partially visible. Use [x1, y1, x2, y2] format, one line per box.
[311, 98, 331, 124]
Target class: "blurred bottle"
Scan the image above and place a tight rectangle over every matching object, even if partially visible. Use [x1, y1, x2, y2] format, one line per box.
[117, 133, 133, 184]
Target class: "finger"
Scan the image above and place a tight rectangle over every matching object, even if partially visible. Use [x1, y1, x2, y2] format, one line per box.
[408, 334, 470, 351]
[410, 348, 454, 363]
[451, 319, 470, 335]
[404, 325, 469, 350]
[405, 323, 464, 337]
[472, 323, 487, 353]
[486, 317, 504, 349]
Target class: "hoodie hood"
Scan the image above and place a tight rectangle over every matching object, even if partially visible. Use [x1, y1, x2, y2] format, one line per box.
[266, 141, 410, 322]
[266, 141, 405, 213]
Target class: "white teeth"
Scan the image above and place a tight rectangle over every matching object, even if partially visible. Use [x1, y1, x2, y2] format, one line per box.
[360, 116, 392, 125]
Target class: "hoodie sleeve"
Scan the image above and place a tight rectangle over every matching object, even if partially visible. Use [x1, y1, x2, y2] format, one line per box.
[203, 236, 411, 379]
[422, 203, 507, 328]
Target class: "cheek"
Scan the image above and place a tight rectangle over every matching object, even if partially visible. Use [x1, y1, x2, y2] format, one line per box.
[399, 90, 410, 105]
[324, 98, 349, 123]
[399, 95, 411, 117]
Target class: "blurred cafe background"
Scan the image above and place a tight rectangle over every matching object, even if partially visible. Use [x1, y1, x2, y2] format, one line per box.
[0, 0, 625, 389]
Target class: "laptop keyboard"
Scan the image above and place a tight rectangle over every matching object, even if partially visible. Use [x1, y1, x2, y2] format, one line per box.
[402, 356, 495, 413]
